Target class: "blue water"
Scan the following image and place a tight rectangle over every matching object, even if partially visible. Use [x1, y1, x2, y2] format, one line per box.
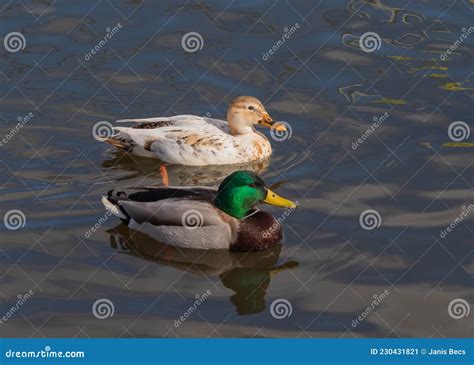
[0, 0, 472, 338]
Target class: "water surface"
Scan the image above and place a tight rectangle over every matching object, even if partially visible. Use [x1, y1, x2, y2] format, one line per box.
[0, 0, 472, 338]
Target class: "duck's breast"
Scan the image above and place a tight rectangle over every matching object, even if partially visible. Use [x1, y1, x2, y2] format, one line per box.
[231, 211, 282, 251]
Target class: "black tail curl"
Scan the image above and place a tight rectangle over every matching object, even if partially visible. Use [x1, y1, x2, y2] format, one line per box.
[106, 190, 130, 223]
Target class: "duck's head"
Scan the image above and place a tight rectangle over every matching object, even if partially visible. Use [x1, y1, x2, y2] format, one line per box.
[215, 171, 296, 219]
[227, 96, 287, 135]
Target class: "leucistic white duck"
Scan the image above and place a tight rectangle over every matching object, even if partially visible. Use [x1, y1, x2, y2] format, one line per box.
[99, 96, 286, 166]
[101, 171, 297, 251]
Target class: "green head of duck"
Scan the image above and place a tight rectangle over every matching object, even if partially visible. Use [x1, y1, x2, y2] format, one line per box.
[214, 171, 296, 219]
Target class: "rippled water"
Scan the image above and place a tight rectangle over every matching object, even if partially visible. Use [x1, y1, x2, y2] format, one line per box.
[1, 0, 472, 338]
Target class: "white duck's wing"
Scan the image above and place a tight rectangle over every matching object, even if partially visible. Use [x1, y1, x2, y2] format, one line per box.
[112, 115, 244, 165]
[116, 115, 230, 133]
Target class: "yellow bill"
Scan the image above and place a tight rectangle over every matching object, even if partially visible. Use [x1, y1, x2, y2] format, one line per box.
[264, 188, 297, 209]
[258, 112, 287, 132]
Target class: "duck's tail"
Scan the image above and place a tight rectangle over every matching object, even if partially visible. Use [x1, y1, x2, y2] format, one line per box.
[100, 134, 136, 152]
[101, 190, 129, 221]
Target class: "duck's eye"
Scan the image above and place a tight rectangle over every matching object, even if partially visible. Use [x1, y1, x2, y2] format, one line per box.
[249, 182, 258, 187]
[248, 106, 254, 111]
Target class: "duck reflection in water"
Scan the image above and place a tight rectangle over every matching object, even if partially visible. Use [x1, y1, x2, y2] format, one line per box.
[108, 224, 298, 315]
[102, 151, 269, 186]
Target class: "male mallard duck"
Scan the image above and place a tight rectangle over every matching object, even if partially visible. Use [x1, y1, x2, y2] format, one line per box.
[99, 96, 286, 166]
[101, 171, 297, 251]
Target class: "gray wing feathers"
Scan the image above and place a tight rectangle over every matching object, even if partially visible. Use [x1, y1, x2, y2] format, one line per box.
[119, 199, 222, 227]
